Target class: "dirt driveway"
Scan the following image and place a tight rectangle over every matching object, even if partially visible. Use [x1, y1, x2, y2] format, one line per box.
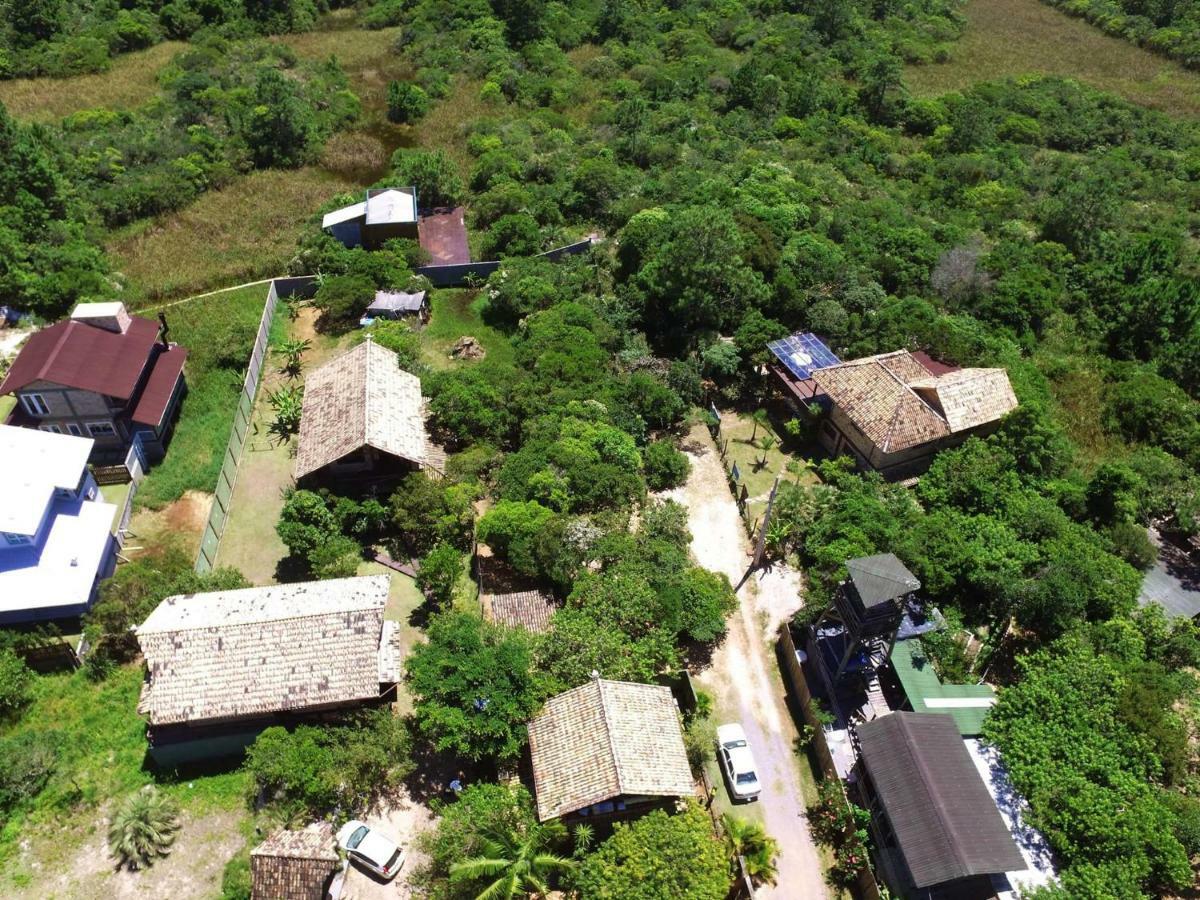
[341, 788, 434, 900]
[664, 422, 828, 899]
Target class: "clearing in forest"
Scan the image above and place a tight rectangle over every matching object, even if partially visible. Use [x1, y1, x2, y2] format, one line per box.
[905, 0, 1200, 118]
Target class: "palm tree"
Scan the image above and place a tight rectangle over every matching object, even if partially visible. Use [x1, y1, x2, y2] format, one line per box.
[108, 786, 181, 870]
[749, 408, 769, 443]
[723, 814, 779, 886]
[757, 433, 777, 468]
[275, 338, 311, 376]
[449, 819, 577, 899]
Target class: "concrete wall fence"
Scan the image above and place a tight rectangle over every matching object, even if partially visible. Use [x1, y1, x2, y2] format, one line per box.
[416, 236, 597, 287]
[195, 276, 318, 573]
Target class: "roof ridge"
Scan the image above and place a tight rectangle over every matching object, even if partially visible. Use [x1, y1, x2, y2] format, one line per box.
[36, 321, 74, 382]
[137, 603, 385, 635]
[596, 679, 628, 796]
[899, 716, 969, 878]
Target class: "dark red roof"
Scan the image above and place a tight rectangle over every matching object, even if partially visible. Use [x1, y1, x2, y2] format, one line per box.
[912, 350, 960, 377]
[131, 346, 188, 427]
[418, 207, 470, 265]
[0, 316, 161, 399]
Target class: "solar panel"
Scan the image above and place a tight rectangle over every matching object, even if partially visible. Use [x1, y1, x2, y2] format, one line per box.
[767, 332, 840, 380]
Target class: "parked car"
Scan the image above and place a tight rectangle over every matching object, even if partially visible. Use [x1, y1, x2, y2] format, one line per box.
[337, 820, 405, 881]
[717, 723, 761, 801]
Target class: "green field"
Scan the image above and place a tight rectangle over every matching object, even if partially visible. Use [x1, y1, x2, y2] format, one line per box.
[135, 285, 272, 510]
[905, 0, 1200, 118]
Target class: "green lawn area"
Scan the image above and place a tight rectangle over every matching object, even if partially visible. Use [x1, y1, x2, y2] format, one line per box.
[0, 396, 14, 421]
[716, 409, 820, 528]
[0, 665, 249, 890]
[420, 289, 515, 370]
[904, 0, 1200, 119]
[135, 284, 272, 511]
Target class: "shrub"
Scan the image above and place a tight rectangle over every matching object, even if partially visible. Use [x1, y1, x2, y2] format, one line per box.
[417, 542, 463, 606]
[390, 149, 464, 208]
[387, 81, 430, 123]
[0, 731, 60, 816]
[312, 274, 374, 333]
[0, 649, 32, 718]
[108, 786, 181, 870]
[644, 440, 690, 491]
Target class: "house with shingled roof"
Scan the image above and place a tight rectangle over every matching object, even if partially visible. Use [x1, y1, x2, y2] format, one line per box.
[294, 339, 441, 487]
[526, 677, 695, 823]
[250, 825, 341, 900]
[0, 302, 187, 464]
[809, 350, 1017, 480]
[135, 575, 400, 766]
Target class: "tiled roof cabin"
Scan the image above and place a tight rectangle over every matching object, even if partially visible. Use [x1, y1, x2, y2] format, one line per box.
[322, 187, 419, 250]
[135, 575, 400, 766]
[0, 302, 187, 464]
[482, 589, 557, 634]
[294, 340, 439, 487]
[250, 826, 340, 900]
[810, 350, 1017, 480]
[855, 713, 1027, 900]
[0, 424, 117, 624]
[527, 677, 695, 823]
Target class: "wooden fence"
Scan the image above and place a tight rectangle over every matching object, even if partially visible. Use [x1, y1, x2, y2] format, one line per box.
[195, 276, 318, 572]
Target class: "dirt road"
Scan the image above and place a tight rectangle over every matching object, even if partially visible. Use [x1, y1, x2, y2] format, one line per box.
[664, 423, 828, 899]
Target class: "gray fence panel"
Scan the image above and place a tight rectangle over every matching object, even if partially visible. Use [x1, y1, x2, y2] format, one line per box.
[416, 237, 598, 287]
[193, 276, 318, 572]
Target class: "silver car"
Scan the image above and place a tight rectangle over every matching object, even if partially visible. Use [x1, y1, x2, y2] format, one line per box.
[717, 723, 762, 801]
[337, 820, 405, 881]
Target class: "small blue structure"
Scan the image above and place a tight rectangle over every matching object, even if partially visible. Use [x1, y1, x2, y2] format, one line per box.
[767, 331, 840, 380]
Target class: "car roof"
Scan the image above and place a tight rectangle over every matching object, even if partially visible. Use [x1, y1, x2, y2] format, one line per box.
[717, 723, 748, 745]
[356, 829, 399, 865]
[727, 745, 758, 775]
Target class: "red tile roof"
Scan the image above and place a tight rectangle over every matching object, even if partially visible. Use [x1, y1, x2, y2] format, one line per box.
[0, 317, 161, 400]
[911, 351, 960, 377]
[131, 346, 187, 427]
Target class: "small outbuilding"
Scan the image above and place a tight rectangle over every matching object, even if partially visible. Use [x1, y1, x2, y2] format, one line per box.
[135, 575, 399, 766]
[527, 677, 695, 823]
[482, 589, 557, 634]
[250, 826, 341, 900]
[322, 187, 419, 250]
[364, 290, 428, 323]
[855, 712, 1027, 899]
[809, 350, 1018, 481]
[294, 339, 437, 486]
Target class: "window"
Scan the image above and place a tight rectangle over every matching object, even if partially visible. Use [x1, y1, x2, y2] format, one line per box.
[66, 423, 83, 437]
[3, 532, 31, 546]
[87, 422, 116, 437]
[38, 424, 63, 434]
[21, 394, 49, 416]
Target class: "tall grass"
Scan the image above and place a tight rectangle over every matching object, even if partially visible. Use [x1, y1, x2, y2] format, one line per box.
[904, 0, 1200, 119]
[109, 167, 358, 305]
[136, 285, 272, 510]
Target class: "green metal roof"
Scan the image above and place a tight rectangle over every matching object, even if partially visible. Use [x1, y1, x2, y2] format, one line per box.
[889, 639, 996, 737]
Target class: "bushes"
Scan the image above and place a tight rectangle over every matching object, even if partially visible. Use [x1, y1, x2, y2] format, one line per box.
[644, 440, 690, 491]
[276, 489, 387, 578]
[387, 81, 431, 124]
[390, 149, 465, 208]
[244, 709, 413, 818]
[416, 542, 464, 606]
[0, 731, 60, 819]
[312, 274, 375, 333]
[0, 649, 32, 718]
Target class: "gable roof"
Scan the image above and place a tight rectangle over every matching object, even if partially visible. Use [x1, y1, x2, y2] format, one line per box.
[251, 826, 339, 900]
[321, 188, 418, 230]
[482, 590, 557, 634]
[0, 424, 93, 535]
[527, 678, 694, 821]
[136, 576, 395, 726]
[811, 351, 1017, 454]
[857, 713, 1026, 889]
[0, 315, 162, 399]
[847, 553, 921, 609]
[889, 640, 996, 737]
[294, 340, 429, 480]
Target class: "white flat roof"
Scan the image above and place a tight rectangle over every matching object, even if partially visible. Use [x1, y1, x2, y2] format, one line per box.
[322, 200, 368, 229]
[0, 424, 94, 535]
[365, 188, 417, 225]
[0, 496, 115, 616]
[71, 301, 125, 318]
[965, 739, 1059, 898]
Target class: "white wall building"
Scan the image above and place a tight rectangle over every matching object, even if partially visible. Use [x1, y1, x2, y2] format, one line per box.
[0, 424, 117, 623]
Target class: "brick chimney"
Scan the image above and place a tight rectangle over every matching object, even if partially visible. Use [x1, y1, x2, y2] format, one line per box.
[70, 302, 132, 334]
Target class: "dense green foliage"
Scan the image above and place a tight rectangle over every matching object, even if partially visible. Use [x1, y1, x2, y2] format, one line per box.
[0, 649, 32, 718]
[575, 803, 731, 900]
[276, 488, 388, 577]
[107, 786, 180, 870]
[0, 0, 333, 79]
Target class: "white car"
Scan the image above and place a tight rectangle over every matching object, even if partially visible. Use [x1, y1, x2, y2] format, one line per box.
[717, 723, 761, 801]
[337, 820, 405, 881]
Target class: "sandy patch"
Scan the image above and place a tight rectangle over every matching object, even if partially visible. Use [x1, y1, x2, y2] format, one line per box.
[341, 788, 436, 900]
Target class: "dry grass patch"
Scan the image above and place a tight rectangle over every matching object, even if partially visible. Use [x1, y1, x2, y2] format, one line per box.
[416, 76, 493, 178]
[109, 167, 358, 304]
[905, 0, 1200, 118]
[278, 18, 406, 116]
[0, 41, 184, 122]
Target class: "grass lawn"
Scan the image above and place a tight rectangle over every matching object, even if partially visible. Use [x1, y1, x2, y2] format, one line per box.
[0, 665, 249, 893]
[0, 41, 185, 123]
[135, 284, 272, 511]
[716, 410, 820, 529]
[420, 289, 515, 370]
[0, 396, 14, 421]
[109, 167, 359, 306]
[904, 0, 1200, 118]
[358, 563, 427, 717]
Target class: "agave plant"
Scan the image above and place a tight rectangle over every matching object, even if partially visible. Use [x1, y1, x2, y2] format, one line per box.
[449, 819, 576, 899]
[723, 814, 779, 886]
[108, 786, 181, 870]
[275, 338, 311, 376]
[267, 386, 304, 436]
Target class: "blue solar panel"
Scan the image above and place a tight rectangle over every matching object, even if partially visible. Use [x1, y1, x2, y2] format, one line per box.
[767, 332, 840, 380]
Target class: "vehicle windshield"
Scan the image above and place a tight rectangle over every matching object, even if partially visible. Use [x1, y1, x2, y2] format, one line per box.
[346, 826, 369, 849]
[725, 738, 747, 749]
[737, 772, 758, 785]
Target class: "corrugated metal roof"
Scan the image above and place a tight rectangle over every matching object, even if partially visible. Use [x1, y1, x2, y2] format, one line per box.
[889, 640, 995, 737]
[847, 553, 921, 609]
[857, 713, 1026, 889]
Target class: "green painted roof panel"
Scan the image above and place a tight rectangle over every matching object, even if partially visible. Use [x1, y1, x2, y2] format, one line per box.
[890, 640, 995, 737]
